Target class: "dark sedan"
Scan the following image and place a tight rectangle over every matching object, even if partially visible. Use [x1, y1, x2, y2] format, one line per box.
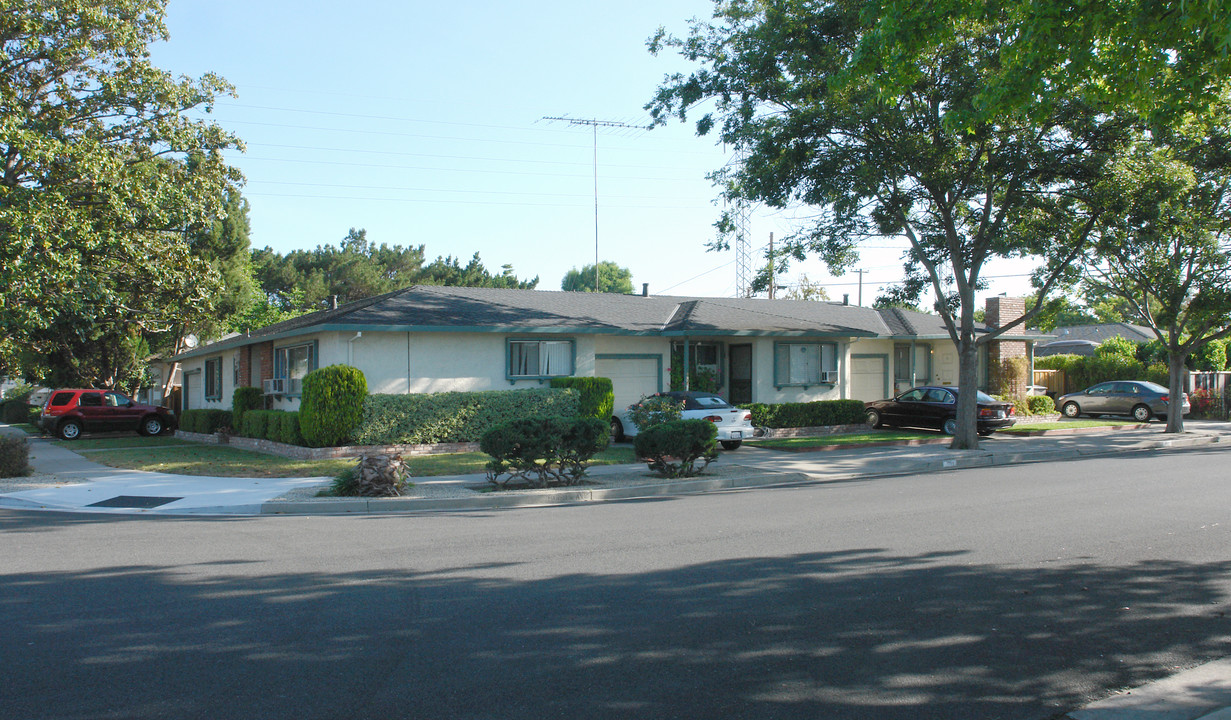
[865, 386, 1016, 436]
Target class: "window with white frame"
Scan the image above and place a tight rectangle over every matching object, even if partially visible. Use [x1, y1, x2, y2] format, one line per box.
[508, 339, 572, 378]
[774, 342, 838, 386]
[204, 357, 223, 400]
[273, 342, 315, 395]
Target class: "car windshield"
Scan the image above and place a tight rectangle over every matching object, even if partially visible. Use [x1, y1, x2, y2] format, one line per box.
[686, 395, 731, 409]
[1140, 381, 1169, 394]
[975, 390, 998, 403]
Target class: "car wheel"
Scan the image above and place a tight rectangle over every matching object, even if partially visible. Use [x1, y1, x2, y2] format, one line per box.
[942, 418, 957, 435]
[1131, 404, 1153, 422]
[866, 409, 883, 428]
[610, 417, 626, 442]
[1061, 402, 1081, 418]
[141, 416, 165, 436]
[58, 420, 82, 441]
[720, 440, 742, 450]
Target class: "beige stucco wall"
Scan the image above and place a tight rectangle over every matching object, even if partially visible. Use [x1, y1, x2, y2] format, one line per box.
[180, 348, 239, 413]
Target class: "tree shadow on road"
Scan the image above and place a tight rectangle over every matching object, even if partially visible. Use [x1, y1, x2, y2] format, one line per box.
[3, 541, 1230, 720]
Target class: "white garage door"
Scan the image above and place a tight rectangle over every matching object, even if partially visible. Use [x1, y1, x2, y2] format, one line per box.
[850, 356, 888, 402]
[595, 357, 661, 412]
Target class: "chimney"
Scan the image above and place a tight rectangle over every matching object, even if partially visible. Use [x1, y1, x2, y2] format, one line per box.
[642, 283, 649, 297]
[985, 296, 1026, 335]
[843, 294, 849, 306]
[330, 295, 338, 310]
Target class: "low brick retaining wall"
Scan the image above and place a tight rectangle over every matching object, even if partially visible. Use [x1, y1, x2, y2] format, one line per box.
[174, 430, 480, 460]
[758, 423, 868, 438]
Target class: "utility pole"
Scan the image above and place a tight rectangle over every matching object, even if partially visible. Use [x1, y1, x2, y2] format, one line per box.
[857, 269, 864, 306]
[543, 116, 648, 291]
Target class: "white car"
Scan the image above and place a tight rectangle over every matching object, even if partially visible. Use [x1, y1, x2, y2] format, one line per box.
[611, 391, 756, 450]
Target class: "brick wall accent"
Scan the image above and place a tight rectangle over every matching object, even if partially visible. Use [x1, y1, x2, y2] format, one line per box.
[236, 345, 252, 387]
[986, 296, 1029, 393]
[258, 342, 274, 385]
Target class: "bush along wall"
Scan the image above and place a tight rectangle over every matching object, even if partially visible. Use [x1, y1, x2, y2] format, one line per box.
[231, 386, 264, 432]
[747, 399, 866, 428]
[0, 435, 30, 478]
[179, 409, 232, 434]
[299, 365, 368, 448]
[354, 388, 581, 446]
[549, 376, 614, 420]
[1035, 354, 1147, 394]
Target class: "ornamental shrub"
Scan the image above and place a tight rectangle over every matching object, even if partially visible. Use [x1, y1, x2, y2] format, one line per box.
[634, 419, 718, 478]
[1196, 339, 1228, 372]
[1035, 353, 1146, 393]
[0, 436, 30, 478]
[747, 399, 866, 428]
[1026, 395, 1056, 415]
[231, 386, 264, 431]
[1095, 336, 1141, 360]
[354, 388, 580, 445]
[549, 376, 614, 420]
[627, 394, 684, 431]
[481, 415, 609, 488]
[299, 365, 368, 447]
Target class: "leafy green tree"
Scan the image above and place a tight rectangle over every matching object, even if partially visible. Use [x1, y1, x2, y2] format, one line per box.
[1025, 296, 1098, 333]
[0, 0, 242, 388]
[781, 274, 830, 301]
[561, 261, 634, 294]
[648, 0, 1129, 448]
[1083, 110, 1231, 433]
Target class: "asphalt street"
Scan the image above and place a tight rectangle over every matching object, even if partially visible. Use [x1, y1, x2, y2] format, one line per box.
[3, 445, 1230, 719]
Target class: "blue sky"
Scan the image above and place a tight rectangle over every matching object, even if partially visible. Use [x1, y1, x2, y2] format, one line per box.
[150, 0, 1036, 304]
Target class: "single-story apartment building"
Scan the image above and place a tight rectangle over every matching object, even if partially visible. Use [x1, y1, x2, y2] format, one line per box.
[172, 285, 1048, 413]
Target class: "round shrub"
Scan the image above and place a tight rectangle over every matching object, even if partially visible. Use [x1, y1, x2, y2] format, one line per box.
[633, 419, 718, 478]
[1026, 394, 1056, 415]
[300, 365, 368, 447]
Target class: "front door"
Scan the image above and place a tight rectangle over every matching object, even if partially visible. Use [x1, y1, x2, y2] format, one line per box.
[728, 344, 752, 404]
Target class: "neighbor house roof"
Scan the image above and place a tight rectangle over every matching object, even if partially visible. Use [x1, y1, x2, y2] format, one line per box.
[173, 286, 1045, 361]
[1036, 323, 1156, 356]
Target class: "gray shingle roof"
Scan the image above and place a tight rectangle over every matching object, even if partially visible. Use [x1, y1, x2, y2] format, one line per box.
[174, 286, 1039, 360]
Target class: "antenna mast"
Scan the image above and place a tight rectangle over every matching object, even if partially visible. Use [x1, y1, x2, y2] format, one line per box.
[543, 116, 648, 291]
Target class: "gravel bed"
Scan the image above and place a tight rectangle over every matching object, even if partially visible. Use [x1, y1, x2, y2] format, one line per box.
[0, 472, 87, 493]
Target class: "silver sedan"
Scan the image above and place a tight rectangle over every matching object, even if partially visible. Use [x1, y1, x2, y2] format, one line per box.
[1057, 380, 1190, 422]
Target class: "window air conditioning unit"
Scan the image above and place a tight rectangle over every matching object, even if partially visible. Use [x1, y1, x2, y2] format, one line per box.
[263, 378, 286, 395]
[820, 371, 839, 383]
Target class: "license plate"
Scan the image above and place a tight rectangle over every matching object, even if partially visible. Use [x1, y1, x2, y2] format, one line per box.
[731, 431, 742, 439]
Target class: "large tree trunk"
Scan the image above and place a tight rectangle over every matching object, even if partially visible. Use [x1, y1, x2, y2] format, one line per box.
[952, 336, 981, 449]
[1165, 351, 1187, 434]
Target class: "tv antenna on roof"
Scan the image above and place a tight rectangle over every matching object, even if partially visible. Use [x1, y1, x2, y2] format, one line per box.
[543, 115, 649, 291]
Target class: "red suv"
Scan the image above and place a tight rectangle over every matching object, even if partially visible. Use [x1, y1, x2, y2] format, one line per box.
[39, 389, 177, 440]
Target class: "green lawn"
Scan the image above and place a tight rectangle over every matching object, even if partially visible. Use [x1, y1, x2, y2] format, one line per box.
[60, 439, 639, 478]
[746, 429, 939, 450]
[999, 419, 1141, 434]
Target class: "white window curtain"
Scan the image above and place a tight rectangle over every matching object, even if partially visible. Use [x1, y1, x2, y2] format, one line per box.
[510, 340, 570, 377]
[540, 341, 570, 376]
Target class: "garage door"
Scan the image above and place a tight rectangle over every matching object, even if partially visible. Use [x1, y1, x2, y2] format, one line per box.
[850, 356, 888, 402]
[595, 357, 662, 412]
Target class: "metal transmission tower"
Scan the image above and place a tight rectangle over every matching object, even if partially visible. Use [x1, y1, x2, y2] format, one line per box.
[728, 148, 754, 297]
[542, 116, 648, 292]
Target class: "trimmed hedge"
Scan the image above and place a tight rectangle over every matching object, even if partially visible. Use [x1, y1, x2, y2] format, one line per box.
[549, 376, 614, 420]
[179, 409, 232, 434]
[300, 365, 368, 447]
[355, 388, 581, 446]
[747, 399, 866, 428]
[1026, 395, 1055, 415]
[2, 399, 37, 424]
[269, 411, 305, 446]
[231, 386, 264, 431]
[1035, 354, 1147, 394]
[240, 409, 272, 440]
[634, 419, 718, 478]
[481, 415, 609, 487]
[0, 436, 29, 478]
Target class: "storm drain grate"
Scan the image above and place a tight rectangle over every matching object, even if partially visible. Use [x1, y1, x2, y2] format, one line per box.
[87, 495, 183, 509]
